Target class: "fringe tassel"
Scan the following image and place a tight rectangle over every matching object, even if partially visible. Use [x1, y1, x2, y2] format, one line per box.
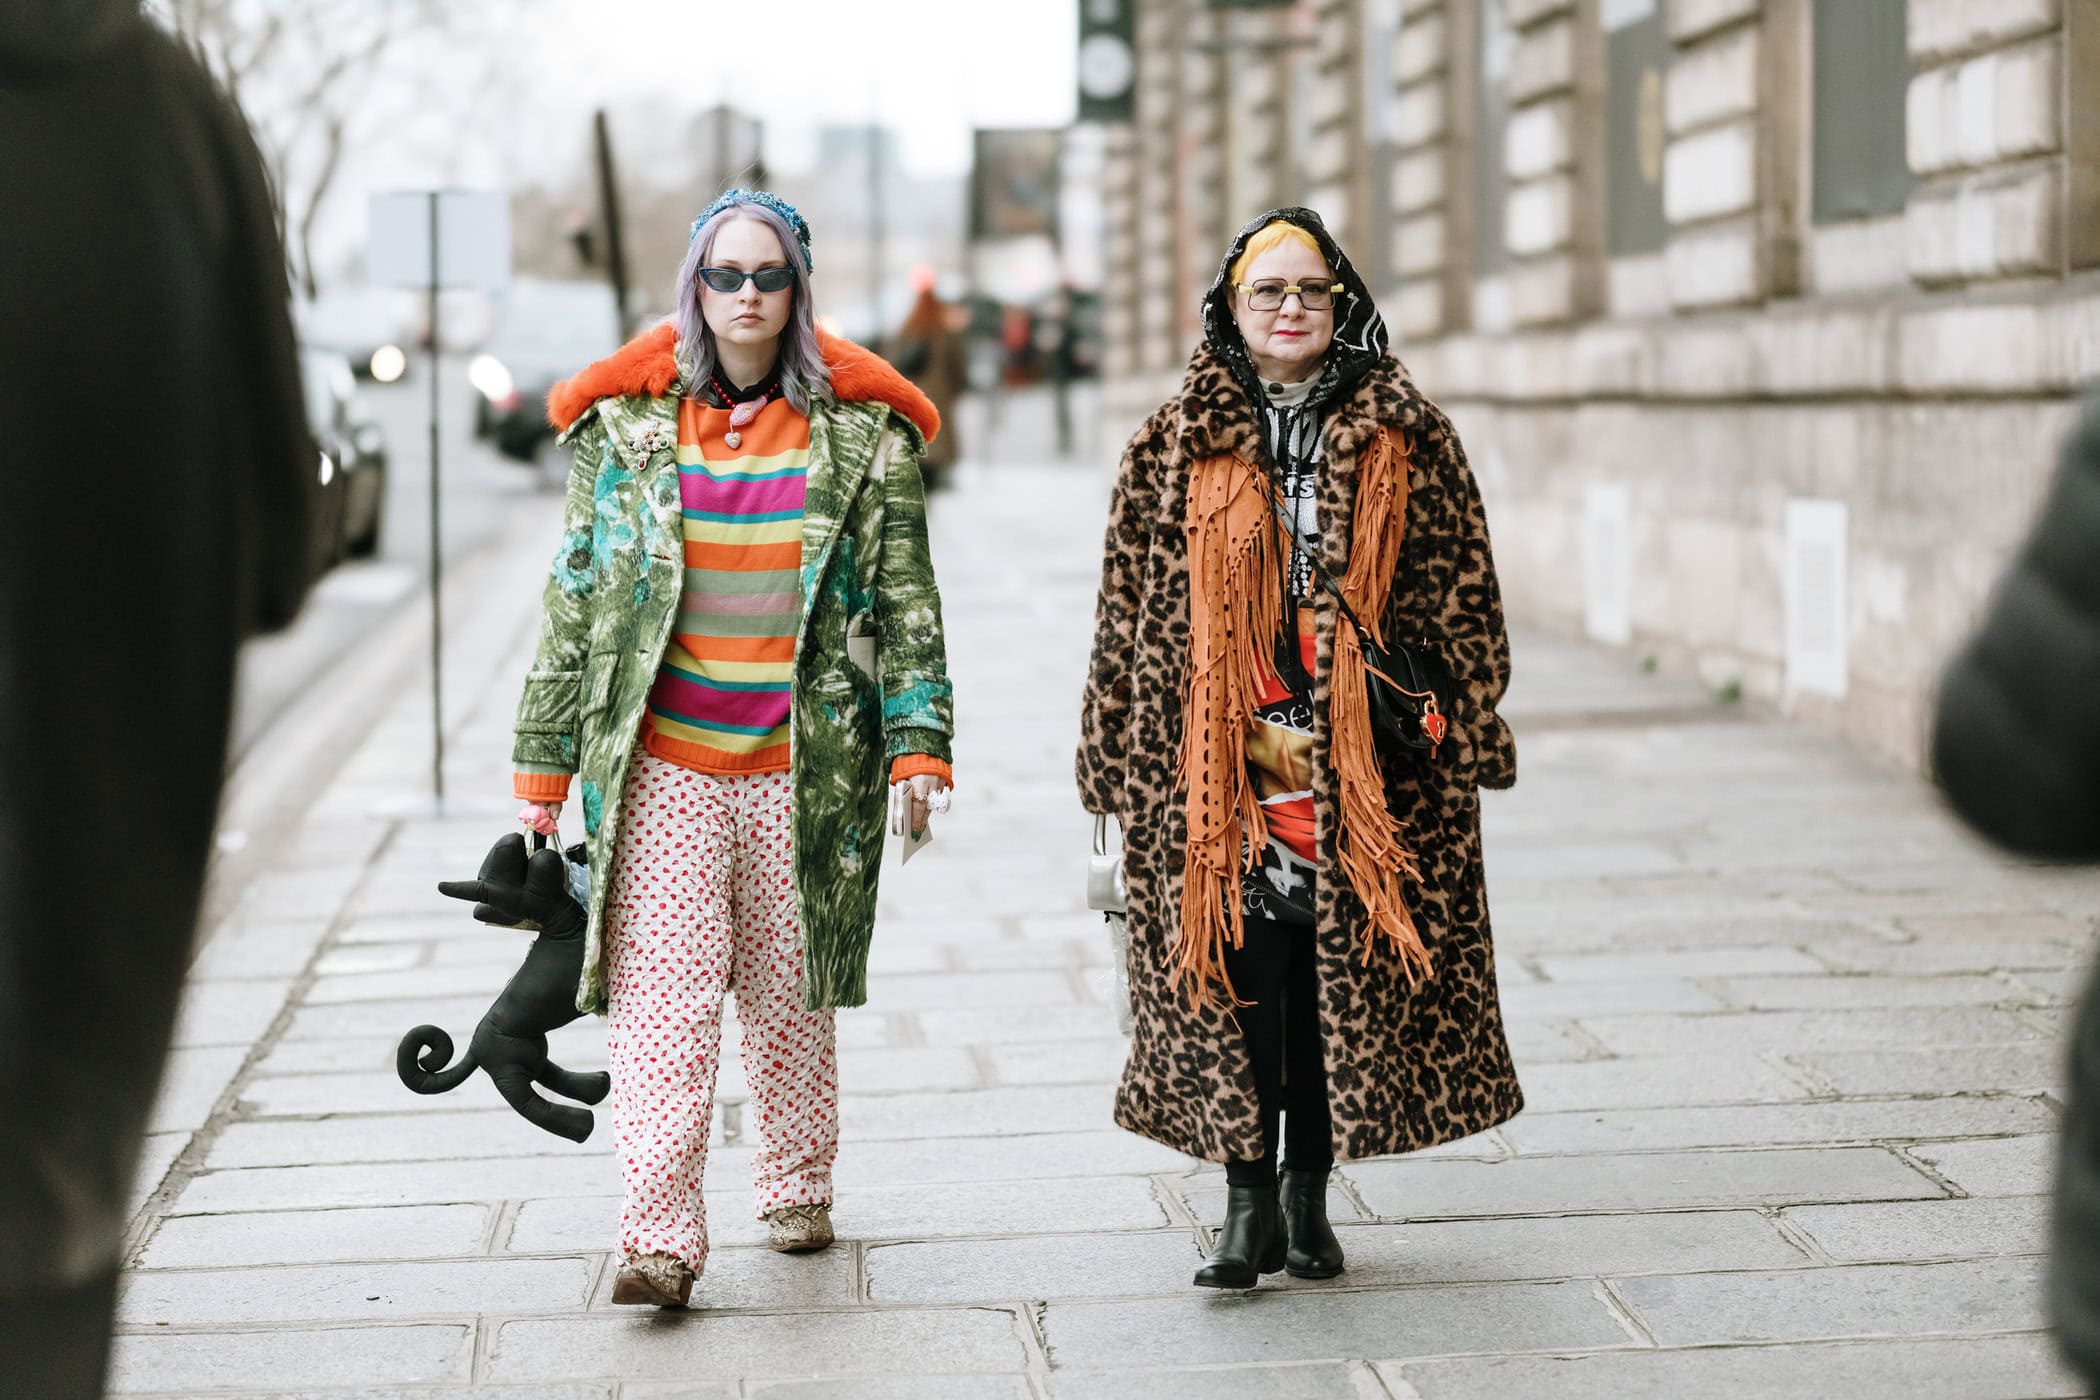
[1330, 428, 1431, 977]
[1178, 431, 1431, 1007]
[1178, 456, 1282, 1010]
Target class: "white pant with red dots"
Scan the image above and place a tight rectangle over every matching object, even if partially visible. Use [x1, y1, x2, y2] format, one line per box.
[604, 749, 839, 1271]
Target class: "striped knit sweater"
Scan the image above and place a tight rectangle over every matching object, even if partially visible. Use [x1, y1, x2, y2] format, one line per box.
[642, 393, 808, 772]
[513, 388, 951, 800]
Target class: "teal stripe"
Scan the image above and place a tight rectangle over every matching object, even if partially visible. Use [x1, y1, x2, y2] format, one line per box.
[682, 507, 803, 524]
[679, 463, 808, 483]
[647, 704, 784, 738]
[660, 662, 790, 693]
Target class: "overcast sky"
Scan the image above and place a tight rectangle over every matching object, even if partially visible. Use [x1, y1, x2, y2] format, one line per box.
[509, 0, 1079, 178]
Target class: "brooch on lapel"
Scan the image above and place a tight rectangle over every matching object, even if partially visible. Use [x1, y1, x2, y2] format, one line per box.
[627, 425, 674, 459]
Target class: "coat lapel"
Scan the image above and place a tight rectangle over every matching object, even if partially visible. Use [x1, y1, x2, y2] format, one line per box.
[797, 398, 880, 639]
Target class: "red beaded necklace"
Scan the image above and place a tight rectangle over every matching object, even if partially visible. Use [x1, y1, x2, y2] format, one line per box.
[710, 371, 779, 450]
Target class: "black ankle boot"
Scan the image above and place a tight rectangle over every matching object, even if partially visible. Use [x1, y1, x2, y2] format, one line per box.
[1193, 1184, 1286, 1289]
[1279, 1168, 1344, 1278]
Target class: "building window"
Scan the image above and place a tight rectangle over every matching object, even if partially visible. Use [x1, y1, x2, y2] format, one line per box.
[1474, 0, 1512, 275]
[1604, 0, 1669, 256]
[1812, 0, 1914, 223]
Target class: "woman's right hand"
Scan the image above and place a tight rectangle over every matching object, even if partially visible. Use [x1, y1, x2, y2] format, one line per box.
[520, 801, 563, 837]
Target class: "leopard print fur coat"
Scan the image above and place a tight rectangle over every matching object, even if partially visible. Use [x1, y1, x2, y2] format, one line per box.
[1077, 342, 1522, 1164]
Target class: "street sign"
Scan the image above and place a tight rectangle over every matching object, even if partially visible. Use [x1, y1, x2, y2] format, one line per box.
[368, 190, 511, 292]
[366, 189, 514, 805]
[1078, 0, 1136, 123]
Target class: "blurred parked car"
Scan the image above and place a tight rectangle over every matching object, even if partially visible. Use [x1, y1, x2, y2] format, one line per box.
[298, 287, 416, 384]
[302, 347, 387, 565]
[471, 278, 624, 464]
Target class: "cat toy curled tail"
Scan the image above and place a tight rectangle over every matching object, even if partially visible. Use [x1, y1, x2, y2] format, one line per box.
[396, 833, 610, 1142]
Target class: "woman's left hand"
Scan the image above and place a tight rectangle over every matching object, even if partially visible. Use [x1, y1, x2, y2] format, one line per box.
[895, 773, 951, 838]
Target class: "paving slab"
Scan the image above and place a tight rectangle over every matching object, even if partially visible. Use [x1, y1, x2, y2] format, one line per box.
[1503, 1095, 2055, 1155]
[1578, 1007, 2047, 1057]
[1789, 1044, 2064, 1096]
[170, 978, 297, 1048]
[1783, 1196, 2052, 1262]
[483, 1307, 1029, 1382]
[1041, 1282, 1634, 1368]
[1814, 939, 2086, 975]
[1346, 1147, 1944, 1219]
[148, 1047, 250, 1134]
[1612, 1255, 2049, 1344]
[106, 1324, 472, 1392]
[1706, 972, 2039, 1010]
[1515, 1053, 1812, 1112]
[204, 1110, 607, 1169]
[116, 1256, 594, 1326]
[172, 1154, 617, 1214]
[832, 1129, 1196, 1186]
[1908, 1134, 2060, 1197]
[139, 1204, 491, 1268]
[837, 1084, 1112, 1139]
[740, 1378, 1034, 1400]
[866, 1230, 1204, 1304]
[1044, 1362, 1385, 1400]
[1379, 1333, 2084, 1399]
[1530, 947, 1829, 981]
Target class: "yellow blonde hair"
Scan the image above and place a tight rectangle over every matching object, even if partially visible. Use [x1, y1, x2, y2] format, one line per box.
[1230, 220, 1324, 288]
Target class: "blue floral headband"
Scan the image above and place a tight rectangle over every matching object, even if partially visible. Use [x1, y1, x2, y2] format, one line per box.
[689, 188, 814, 272]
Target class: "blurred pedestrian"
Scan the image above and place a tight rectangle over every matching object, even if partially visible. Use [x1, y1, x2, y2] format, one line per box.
[515, 189, 955, 1308]
[889, 267, 967, 487]
[1932, 390, 2100, 1385]
[0, 4, 314, 1395]
[1077, 207, 1521, 1290]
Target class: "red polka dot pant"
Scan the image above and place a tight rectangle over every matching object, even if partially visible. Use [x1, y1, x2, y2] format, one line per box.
[605, 749, 839, 1271]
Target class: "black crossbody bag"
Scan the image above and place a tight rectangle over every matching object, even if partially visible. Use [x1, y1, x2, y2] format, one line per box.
[1262, 487, 1454, 755]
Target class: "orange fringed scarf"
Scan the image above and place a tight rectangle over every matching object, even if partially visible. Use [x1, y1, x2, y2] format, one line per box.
[1178, 428, 1431, 1009]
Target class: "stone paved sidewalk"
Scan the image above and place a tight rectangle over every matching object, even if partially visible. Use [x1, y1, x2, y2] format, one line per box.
[117, 397, 2100, 1398]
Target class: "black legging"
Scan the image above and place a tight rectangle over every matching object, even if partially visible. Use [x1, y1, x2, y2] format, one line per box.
[1221, 912, 1334, 1186]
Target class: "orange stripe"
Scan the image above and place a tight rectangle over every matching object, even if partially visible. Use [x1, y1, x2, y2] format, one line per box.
[678, 633, 795, 663]
[644, 728, 791, 775]
[685, 539, 802, 571]
[679, 396, 812, 458]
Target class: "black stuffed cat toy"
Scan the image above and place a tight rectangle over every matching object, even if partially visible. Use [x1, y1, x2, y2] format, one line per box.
[396, 833, 611, 1142]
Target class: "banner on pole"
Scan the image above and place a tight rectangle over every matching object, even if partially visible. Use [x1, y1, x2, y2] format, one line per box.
[969, 129, 1064, 242]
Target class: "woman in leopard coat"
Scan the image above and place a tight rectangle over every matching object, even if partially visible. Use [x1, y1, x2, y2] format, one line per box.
[1077, 207, 1522, 1290]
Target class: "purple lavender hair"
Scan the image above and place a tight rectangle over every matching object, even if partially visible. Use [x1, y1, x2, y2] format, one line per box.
[672, 200, 831, 415]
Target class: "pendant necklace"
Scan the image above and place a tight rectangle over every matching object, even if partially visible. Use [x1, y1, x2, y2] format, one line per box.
[711, 372, 776, 450]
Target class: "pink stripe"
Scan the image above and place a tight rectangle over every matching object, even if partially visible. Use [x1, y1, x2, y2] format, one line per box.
[680, 473, 808, 516]
[648, 672, 791, 730]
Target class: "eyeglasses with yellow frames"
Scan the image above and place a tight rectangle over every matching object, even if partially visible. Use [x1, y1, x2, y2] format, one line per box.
[1236, 278, 1337, 311]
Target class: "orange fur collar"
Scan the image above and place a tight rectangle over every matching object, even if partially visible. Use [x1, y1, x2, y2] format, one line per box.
[544, 322, 941, 443]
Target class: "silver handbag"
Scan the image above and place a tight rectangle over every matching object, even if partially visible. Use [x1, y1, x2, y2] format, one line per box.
[1089, 815, 1133, 1034]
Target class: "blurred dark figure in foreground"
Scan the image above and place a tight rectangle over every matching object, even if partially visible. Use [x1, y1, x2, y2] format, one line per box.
[888, 268, 966, 487]
[0, 4, 313, 1395]
[1932, 391, 2100, 1388]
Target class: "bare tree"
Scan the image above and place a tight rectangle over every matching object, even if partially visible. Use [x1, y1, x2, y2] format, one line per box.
[151, 0, 479, 297]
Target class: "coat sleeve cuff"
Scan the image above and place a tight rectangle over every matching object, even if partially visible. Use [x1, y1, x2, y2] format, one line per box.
[513, 771, 574, 802]
[889, 754, 954, 787]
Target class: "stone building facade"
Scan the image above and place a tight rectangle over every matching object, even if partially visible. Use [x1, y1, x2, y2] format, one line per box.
[1097, 0, 2100, 768]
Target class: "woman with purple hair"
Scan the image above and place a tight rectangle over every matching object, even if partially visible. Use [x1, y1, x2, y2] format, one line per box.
[509, 190, 955, 1307]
